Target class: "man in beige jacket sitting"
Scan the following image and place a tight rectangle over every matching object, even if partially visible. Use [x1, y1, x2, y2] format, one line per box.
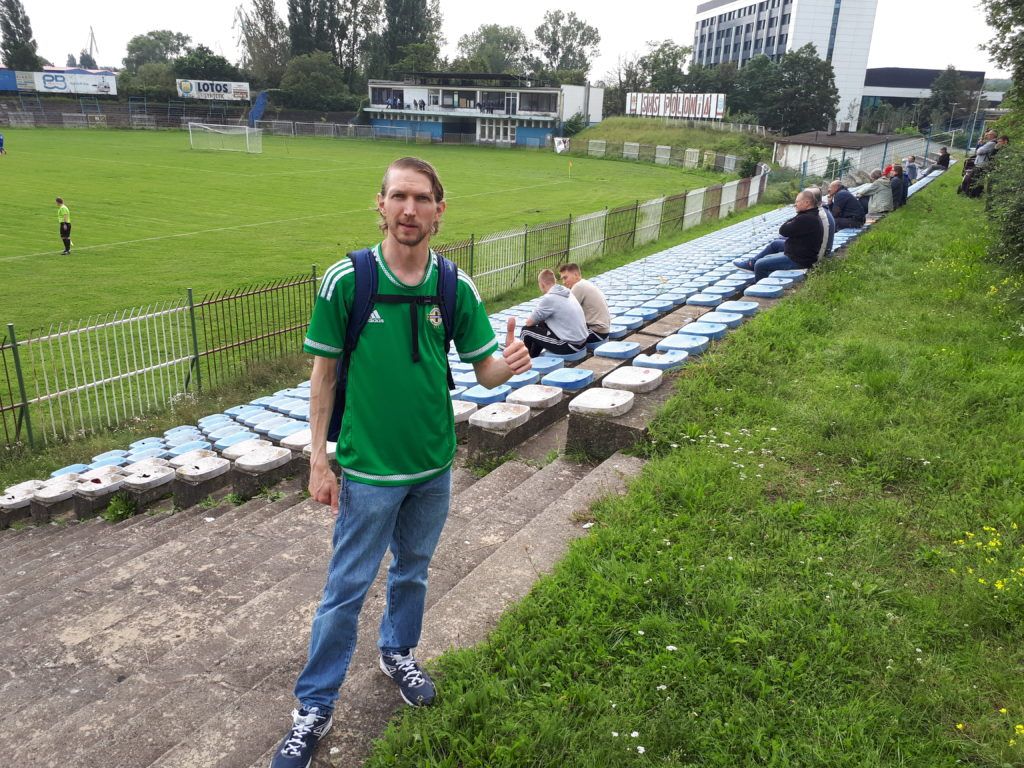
[558, 263, 611, 344]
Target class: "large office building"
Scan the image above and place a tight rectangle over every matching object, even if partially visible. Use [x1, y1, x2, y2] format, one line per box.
[692, 0, 878, 129]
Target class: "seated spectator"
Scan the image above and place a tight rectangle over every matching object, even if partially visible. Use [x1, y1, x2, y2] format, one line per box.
[520, 269, 589, 357]
[826, 180, 866, 229]
[854, 169, 894, 219]
[558, 262, 611, 344]
[733, 189, 827, 280]
[959, 150, 981, 197]
[809, 186, 836, 255]
[922, 147, 950, 177]
[890, 164, 908, 208]
[904, 155, 919, 183]
[975, 130, 998, 167]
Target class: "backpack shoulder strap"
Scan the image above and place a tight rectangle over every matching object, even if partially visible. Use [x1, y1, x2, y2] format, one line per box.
[344, 248, 378, 353]
[435, 252, 459, 348]
[328, 247, 377, 443]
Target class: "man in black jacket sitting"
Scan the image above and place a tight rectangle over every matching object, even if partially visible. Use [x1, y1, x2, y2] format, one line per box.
[735, 189, 827, 280]
[827, 180, 866, 230]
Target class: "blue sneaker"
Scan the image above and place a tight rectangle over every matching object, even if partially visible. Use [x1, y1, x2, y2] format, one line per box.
[270, 706, 332, 768]
[379, 650, 436, 706]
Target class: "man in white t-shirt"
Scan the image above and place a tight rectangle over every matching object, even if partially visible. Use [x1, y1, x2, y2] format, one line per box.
[520, 269, 589, 356]
[558, 262, 611, 344]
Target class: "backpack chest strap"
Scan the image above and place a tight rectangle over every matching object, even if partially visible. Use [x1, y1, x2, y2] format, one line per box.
[372, 293, 441, 363]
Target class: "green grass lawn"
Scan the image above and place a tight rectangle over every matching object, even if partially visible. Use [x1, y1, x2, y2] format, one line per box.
[1, 128, 725, 333]
[365, 171, 1024, 766]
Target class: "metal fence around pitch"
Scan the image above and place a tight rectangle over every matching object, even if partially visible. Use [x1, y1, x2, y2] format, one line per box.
[2, 167, 771, 449]
[1, 273, 317, 449]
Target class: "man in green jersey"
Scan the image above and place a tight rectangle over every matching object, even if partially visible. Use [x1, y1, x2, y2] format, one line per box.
[56, 197, 72, 255]
[271, 157, 532, 768]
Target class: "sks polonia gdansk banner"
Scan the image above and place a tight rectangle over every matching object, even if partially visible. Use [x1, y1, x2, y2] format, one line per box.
[176, 79, 251, 101]
[625, 92, 727, 120]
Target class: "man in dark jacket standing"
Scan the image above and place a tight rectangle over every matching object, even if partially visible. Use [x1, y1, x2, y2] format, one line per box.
[827, 180, 865, 230]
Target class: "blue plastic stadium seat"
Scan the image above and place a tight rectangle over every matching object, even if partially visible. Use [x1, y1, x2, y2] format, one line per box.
[129, 437, 166, 450]
[449, 386, 466, 399]
[214, 432, 259, 451]
[699, 311, 744, 329]
[208, 423, 248, 441]
[51, 463, 91, 478]
[288, 403, 311, 421]
[124, 447, 169, 464]
[92, 449, 129, 462]
[718, 300, 759, 317]
[88, 456, 129, 470]
[164, 431, 204, 447]
[226, 404, 265, 418]
[744, 284, 784, 299]
[460, 384, 511, 405]
[770, 269, 807, 282]
[541, 368, 594, 390]
[269, 420, 309, 442]
[687, 293, 723, 307]
[622, 307, 660, 321]
[610, 315, 643, 331]
[680, 321, 728, 340]
[656, 334, 710, 355]
[530, 356, 564, 375]
[167, 440, 213, 457]
[164, 424, 200, 437]
[507, 370, 541, 388]
[595, 341, 641, 359]
[453, 371, 478, 387]
[254, 417, 295, 436]
[540, 347, 588, 362]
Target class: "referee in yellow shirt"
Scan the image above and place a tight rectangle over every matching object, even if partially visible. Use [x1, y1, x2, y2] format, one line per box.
[56, 197, 72, 254]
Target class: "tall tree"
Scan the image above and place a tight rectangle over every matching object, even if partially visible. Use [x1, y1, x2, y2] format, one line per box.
[926, 65, 969, 128]
[637, 40, 689, 93]
[533, 10, 600, 75]
[983, 0, 1024, 91]
[78, 49, 97, 68]
[280, 50, 357, 110]
[598, 53, 643, 116]
[771, 44, 838, 134]
[728, 54, 780, 117]
[123, 30, 191, 72]
[234, 0, 289, 86]
[378, 0, 442, 75]
[455, 24, 531, 74]
[66, 53, 77, 67]
[0, 0, 44, 70]
[172, 45, 243, 81]
[338, 0, 380, 88]
[287, 0, 343, 60]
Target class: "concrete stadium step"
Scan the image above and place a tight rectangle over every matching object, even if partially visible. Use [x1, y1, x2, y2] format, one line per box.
[0, 489, 241, 617]
[0, 482, 309, 696]
[0, 491, 324, 763]
[117, 456, 614, 768]
[0, 496, 180, 584]
[230, 452, 645, 768]
[1, 461, 518, 767]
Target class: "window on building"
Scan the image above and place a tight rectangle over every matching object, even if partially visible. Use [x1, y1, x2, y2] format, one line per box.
[781, 12, 790, 23]
[769, 16, 777, 25]
[746, 23, 753, 32]
[766, 35, 775, 46]
[519, 92, 557, 113]
[757, 19, 765, 29]
[778, 33, 787, 47]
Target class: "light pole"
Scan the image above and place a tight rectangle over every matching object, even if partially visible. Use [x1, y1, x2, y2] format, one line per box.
[948, 102, 958, 138]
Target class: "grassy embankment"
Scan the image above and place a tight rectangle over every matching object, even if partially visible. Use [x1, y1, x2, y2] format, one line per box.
[364, 170, 1024, 767]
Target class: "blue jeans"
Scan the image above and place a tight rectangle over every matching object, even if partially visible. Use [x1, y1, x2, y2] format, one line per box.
[754, 253, 803, 280]
[293, 469, 451, 712]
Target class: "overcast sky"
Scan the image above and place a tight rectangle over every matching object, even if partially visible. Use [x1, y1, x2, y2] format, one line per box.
[24, 0, 1009, 81]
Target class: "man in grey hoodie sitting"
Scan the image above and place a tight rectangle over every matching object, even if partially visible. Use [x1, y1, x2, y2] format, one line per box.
[519, 269, 589, 357]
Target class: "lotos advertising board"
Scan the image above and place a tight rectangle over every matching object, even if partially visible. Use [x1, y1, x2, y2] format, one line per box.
[626, 92, 726, 120]
[176, 79, 251, 101]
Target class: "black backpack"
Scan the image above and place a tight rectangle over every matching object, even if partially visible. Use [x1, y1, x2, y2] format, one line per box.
[327, 248, 458, 442]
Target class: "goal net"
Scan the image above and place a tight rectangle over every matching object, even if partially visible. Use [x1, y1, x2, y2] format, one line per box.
[188, 122, 263, 154]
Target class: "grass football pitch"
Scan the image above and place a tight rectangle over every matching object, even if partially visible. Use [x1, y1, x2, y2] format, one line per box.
[1, 128, 726, 333]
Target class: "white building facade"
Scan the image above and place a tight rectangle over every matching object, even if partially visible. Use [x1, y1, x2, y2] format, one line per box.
[692, 0, 878, 129]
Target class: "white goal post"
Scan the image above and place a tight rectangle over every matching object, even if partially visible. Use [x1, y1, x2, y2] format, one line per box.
[187, 122, 263, 154]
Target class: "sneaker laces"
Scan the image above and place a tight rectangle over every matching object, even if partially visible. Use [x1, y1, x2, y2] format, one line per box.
[281, 709, 317, 757]
[389, 654, 426, 687]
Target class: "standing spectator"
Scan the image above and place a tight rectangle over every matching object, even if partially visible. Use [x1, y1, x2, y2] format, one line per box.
[520, 269, 589, 357]
[268, 156, 531, 768]
[826, 180, 866, 230]
[558, 262, 611, 343]
[56, 197, 72, 255]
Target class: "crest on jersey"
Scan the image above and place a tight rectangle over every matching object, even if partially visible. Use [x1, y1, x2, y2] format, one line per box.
[428, 307, 443, 328]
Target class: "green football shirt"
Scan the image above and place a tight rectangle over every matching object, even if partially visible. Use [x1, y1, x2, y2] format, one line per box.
[304, 245, 498, 486]
[57, 205, 70, 223]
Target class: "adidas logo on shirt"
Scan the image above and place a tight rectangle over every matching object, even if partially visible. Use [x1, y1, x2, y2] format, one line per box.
[368, 310, 384, 324]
